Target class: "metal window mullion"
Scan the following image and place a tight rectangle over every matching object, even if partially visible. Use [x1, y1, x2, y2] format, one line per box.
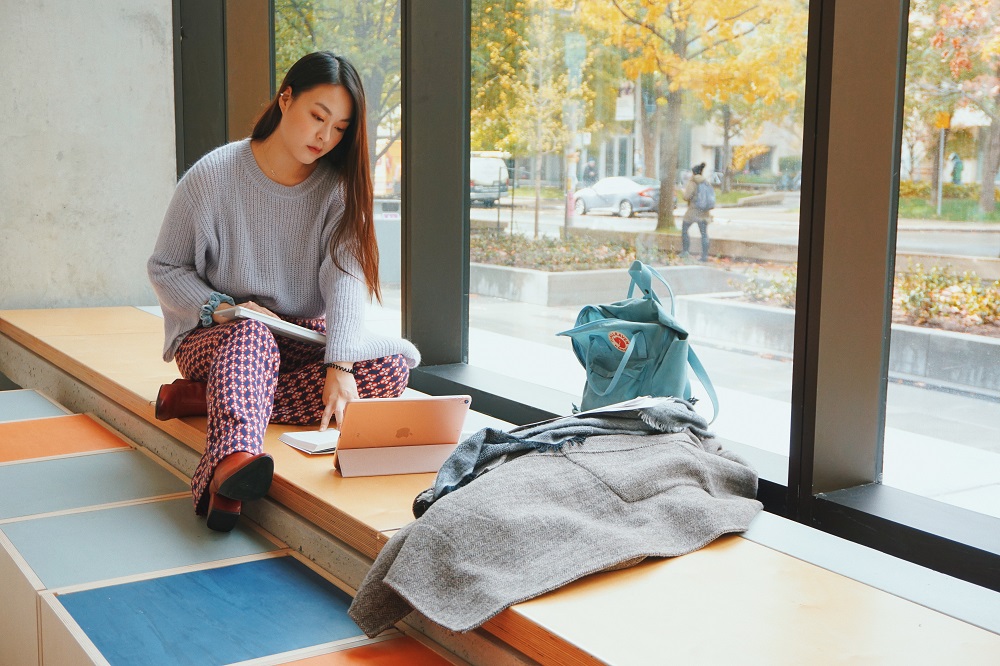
[400, 0, 470, 366]
[793, 0, 908, 500]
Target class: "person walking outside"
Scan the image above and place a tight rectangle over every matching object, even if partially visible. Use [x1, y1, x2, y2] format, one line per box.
[681, 162, 714, 262]
[951, 153, 964, 185]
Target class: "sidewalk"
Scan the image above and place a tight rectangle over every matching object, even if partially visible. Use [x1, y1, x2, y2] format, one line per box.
[496, 192, 1000, 233]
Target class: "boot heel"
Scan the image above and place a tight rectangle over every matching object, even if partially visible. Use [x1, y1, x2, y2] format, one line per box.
[206, 492, 242, 532]
[155, 379, 208, 421]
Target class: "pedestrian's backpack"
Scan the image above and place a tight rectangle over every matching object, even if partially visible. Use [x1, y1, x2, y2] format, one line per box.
[557, 261, 719, 420]
[692, 180, 715, 210]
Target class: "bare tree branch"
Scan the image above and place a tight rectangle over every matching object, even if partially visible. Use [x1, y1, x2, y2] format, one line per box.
[611, 0, 669, 44]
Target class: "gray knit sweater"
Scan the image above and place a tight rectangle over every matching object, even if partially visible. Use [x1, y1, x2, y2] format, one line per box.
[147, 140, 419, 367]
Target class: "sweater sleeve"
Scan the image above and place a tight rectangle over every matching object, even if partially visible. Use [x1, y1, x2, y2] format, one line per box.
[319, 212, 420, 368]
[147, 178, 216, 353]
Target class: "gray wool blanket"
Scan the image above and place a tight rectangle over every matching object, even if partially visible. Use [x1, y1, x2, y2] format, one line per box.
[348, 398, 761, 635]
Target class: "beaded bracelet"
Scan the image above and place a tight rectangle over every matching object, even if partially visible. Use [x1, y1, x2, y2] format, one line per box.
[199, 292, 236, 327]
[324, 362, 356, 375]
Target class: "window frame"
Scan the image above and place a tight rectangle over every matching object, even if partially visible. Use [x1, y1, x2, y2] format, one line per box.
[395, 0, 1000, 591]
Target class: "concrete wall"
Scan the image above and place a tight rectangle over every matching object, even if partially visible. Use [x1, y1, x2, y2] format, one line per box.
[0, 2, 176, 309]
[469, 263, 744, 307]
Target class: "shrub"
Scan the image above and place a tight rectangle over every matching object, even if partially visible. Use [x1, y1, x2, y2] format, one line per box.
[779, 156, 802, 173]
[731, 266, 797, 308]
[894, 263, 1000, 327]
[899, 180, 1000, 201]
[732, 173, 778, 186]
[941, 182, 979, 199]
[731, 262, 1000, 331]
[898, 180, 930, 198]
[469, 231, 677, 272]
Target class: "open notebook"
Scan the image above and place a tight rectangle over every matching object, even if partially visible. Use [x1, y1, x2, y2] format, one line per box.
[280, 395, 472, 477]
[214, 306, 326, 345]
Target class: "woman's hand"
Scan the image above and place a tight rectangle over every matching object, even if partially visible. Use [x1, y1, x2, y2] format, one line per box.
[212, 300, 278, 324]
[320, 365, 359, 431]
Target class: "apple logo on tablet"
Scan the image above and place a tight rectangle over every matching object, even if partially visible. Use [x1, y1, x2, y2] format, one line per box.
[395, 427, 411, 439]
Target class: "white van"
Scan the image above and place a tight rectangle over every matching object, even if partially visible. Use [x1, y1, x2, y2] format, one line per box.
[470, 155, 510, 207]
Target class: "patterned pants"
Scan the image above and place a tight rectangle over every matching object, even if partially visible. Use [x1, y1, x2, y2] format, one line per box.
[174, 317, 409, 514]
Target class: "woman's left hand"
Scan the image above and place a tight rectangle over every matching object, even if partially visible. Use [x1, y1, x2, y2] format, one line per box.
[320, 365, 359, 431]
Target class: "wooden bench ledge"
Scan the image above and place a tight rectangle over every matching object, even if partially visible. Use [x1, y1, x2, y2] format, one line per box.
[3, 307, 999, 665]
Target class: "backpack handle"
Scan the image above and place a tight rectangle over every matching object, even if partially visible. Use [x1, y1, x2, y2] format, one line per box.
[627, 261, 676, 316]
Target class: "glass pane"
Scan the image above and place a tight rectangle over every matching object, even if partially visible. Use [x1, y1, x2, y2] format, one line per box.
[275, 1, 403, 339]
[468, 0, 809, 468]
[885, 0, 1000, 518]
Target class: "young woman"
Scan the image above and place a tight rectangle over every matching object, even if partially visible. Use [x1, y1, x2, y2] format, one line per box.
[148, 51, 419, 532]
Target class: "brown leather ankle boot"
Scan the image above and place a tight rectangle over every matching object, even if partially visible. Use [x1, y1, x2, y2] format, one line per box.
[154, 378, 208, 420]
[204, 452, 273, 532]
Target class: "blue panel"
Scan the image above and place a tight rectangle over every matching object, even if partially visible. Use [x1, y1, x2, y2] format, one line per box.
[0, 390, 67, 423]
[1, 498, 277, 588]
[0, 450, 189, 519]
[58, 556, 364, 665]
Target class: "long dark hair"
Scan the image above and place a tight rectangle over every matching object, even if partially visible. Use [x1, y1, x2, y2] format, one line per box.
[252, 51, 379, 302]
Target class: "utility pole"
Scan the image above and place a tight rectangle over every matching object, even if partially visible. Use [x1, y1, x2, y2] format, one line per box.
[934, 111, 950, 217]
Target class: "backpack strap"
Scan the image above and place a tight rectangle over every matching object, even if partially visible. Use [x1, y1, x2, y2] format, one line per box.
[687, 346, 719, 423]
[627, 261, 676, 315]
[588, 331, 645, 398]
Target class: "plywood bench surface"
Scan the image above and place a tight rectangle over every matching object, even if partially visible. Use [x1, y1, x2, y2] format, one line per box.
[3, 307, 999, 665]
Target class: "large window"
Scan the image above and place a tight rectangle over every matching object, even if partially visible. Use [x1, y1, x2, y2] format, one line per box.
[275, 0, 403, 339]
[392, 0, 998, 590]
[882, 0, 1000, 520]
[467, 0, 809, 476]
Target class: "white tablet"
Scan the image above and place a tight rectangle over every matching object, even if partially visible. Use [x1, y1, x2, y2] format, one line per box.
[214, 306, 327, 345]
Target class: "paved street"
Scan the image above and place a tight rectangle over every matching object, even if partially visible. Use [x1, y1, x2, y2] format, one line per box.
[472, 194, 1000, 259]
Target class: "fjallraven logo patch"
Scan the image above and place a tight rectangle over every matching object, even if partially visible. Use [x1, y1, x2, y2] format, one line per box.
[609, 331, 629, 351]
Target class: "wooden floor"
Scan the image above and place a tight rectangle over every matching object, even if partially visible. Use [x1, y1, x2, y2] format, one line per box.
[2, 306, 1000, 665]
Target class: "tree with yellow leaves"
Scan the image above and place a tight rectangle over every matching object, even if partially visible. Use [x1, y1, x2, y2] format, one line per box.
[275, 0, 401, 173]
[584, 0, 807, 230]
[472, 0, 595, 236]
[924, 0, 1000, 213]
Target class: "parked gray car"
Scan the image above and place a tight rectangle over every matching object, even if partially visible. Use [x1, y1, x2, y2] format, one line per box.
[573, 176, 661, 217]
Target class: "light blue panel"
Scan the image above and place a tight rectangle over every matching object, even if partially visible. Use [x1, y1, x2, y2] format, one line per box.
[1, 498, 277, 588]
[0, 450, 188, 519]
[58, 556, 362, 665]
[0, 390, 67, 423]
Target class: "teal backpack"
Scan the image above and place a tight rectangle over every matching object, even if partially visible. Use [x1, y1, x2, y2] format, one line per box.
[557, 261, 718, 420]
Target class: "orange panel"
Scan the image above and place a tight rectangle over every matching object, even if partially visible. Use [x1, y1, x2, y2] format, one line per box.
[283, 636, 453, 665]
[0, 414, 131, 463]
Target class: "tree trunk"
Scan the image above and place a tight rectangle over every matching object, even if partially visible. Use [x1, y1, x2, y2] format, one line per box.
[979, 68, 1000, 216]
[655, 88, 683, 232]
[533, 149, 543, 239]
[721, 105, 733, 194]
[641, 73, 658, 179]
[980, 120, 1000, 215]
[655, 27, 687, 232]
